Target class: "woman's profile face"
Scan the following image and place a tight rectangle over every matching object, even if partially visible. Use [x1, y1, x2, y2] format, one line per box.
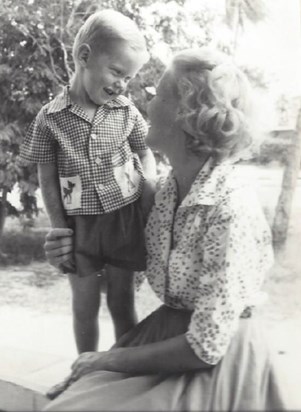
[146, 70, 179, 153]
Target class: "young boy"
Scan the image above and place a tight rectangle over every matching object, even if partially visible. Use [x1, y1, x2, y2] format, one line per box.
[20, 10, 156, 354]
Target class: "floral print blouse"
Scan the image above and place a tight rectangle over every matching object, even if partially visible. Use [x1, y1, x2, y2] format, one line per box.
[139, 158, 273, 365]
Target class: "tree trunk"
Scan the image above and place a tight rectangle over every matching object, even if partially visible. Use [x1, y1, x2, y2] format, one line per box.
[0, 188, 8, 262]
[272, 107, 301, 250]
[0, 188, 8, 236]
[232, 2, 242, 58]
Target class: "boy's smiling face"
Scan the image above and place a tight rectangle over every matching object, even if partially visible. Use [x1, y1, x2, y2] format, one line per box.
[78, 41, 146, 106]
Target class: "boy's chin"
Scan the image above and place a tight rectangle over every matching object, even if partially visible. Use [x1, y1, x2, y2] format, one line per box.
[96, 95, 116, 105]
[88, 92, 114, 106]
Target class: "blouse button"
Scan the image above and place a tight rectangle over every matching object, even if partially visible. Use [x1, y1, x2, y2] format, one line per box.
[91, 133, 97, 140]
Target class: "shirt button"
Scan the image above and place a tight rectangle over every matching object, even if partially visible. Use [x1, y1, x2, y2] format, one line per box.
[95, 157, 101, 165]
[91, 133, 97, 140]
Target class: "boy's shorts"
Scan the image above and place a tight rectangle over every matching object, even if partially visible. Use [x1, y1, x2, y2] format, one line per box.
[62, 200, 147, 277]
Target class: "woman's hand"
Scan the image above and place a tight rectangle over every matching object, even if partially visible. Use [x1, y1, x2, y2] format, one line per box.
[70, 351, 108, 382]
[44, 228, 74, 268]
[47, 351, 109, 398]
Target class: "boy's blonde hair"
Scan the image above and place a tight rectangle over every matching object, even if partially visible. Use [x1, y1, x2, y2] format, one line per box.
[73, 9, 149, 63]
[170, 48, 255, 161]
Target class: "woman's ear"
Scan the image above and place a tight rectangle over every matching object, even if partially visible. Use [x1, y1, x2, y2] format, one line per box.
[77, 44, 92, 67]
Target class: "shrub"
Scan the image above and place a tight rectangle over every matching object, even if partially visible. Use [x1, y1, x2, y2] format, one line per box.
[252, 131, 295, 166]
[0, 229, 47, 265]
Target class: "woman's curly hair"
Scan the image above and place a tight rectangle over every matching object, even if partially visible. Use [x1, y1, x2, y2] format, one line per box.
[170, 48, 254, 160]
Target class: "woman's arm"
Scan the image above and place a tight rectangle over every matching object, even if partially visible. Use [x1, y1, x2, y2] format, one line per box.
[39, 164, 75, 270]
[70, 334, 212, 381]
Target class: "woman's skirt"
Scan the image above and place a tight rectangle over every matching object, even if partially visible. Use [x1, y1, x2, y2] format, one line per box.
[44, 305, 288, 411]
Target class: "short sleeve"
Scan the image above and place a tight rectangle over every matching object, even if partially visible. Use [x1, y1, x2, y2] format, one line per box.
[185, 187, 273, 365]
[20, 108, 57, 164]
[127, 107, 148, 152]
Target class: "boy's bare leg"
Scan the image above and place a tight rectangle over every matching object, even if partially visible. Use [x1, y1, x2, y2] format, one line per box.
[68, 273, 102, 353]
[47, 273, 101, 399]
[106, 265, 138, 340]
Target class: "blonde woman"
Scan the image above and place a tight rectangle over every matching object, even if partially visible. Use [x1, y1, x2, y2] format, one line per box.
[43, 47, 287, 411]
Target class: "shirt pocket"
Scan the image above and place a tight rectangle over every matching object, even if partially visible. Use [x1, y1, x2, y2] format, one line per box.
[59, 175, 82, 210]
[111, 153, 141, 199]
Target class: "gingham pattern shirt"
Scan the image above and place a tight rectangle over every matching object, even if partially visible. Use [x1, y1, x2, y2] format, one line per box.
[20, 87, 148, 215]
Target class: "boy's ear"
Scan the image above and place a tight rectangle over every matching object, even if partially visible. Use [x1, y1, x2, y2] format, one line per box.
[77, 43, 91, 67]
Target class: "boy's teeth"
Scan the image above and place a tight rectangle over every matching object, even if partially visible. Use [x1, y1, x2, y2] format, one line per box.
[105, 88, 114, 95]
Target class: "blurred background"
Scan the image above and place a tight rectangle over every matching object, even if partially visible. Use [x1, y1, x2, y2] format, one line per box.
[0, 1, 300, 399]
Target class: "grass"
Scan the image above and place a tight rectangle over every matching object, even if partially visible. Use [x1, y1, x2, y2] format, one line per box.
[0, 213, 50, 265]
[0, 230, 47, 265]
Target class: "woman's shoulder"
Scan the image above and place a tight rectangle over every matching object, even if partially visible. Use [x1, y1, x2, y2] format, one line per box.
[214, 163, 265, 219]
[216, 163, 255, 196]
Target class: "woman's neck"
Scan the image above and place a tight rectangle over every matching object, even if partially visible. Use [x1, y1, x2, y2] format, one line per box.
[170, 151, 209, 205]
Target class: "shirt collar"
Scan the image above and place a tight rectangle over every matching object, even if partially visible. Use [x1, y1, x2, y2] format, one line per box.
[47, 87, 71, 114]
[104, 95, 131, 108]
[47, 86, 130, 114]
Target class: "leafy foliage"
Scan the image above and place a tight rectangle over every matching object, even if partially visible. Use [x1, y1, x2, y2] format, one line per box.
[0, 0, 271, 240]
[0, 0, 223, 236]
[0, 0, 74, 233]
[225, 0, 267, 28]
[225, 0, 267, 55]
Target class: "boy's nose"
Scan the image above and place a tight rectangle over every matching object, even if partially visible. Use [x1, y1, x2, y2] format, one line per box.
[114, 78, 127, 91]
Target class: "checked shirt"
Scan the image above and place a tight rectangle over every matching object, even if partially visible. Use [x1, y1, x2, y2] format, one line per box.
[20, 87, 148, 215]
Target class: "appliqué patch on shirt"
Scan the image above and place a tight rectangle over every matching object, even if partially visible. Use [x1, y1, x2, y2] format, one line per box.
[60, 176, 82, 210]
[113, 158, 140, 198]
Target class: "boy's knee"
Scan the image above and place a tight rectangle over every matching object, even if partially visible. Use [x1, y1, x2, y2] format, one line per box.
[72, 300, 100, 322]
[107, 294, 134, 317]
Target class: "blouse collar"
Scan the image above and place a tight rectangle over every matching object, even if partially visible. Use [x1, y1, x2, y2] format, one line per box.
[155, 157, 237, 208]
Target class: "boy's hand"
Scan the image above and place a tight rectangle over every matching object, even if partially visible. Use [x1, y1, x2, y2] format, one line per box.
[44, 228, 74, 270]
[140, 179, 157, 223]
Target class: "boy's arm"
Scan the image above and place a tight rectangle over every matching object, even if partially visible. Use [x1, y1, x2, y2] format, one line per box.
[136, 148, 157, 221]
[136, 148, 157, 183]
[38, 163, 68, 228]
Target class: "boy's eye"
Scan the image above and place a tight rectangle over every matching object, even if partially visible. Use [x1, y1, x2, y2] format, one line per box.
[111, 68, 121, 76]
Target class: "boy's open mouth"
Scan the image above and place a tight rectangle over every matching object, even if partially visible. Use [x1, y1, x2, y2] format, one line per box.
[104, 87, 115, 96]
